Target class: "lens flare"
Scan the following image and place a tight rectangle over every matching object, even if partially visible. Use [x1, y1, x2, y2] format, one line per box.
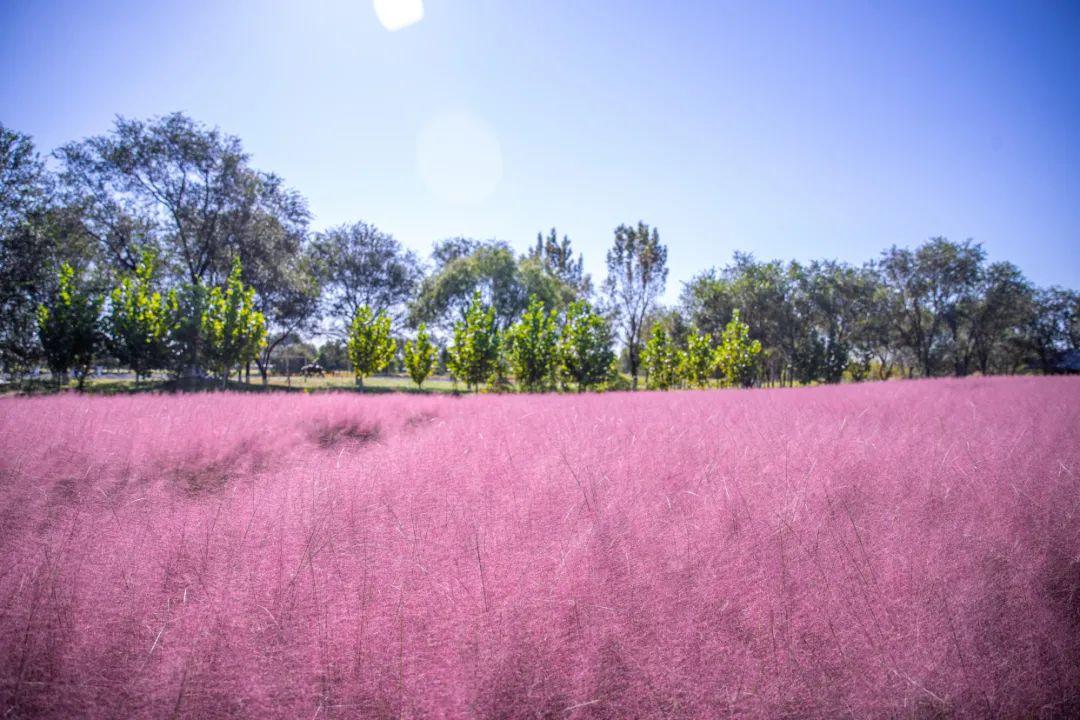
[373, 0, 424, 31]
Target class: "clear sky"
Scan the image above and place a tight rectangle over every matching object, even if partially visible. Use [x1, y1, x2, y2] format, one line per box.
[2, 0, 1078, 302]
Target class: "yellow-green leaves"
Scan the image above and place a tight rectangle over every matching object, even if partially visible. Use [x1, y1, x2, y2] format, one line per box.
[680, 331, 717, 388]
[716, 309, 761, 387]
[403, 323, 436, 388]
[447, 291, 500, 392]
[642, 323, 681, 390]
[37, 262, 102, 389]
[105, 250, 170, 381]
[347, 304, 395, 387]
[506, 295, 558, 392]
[201, 258, 266, 384]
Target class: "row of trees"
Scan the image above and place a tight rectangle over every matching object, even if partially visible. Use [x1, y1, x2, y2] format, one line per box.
[344, 294, 618, 392]
[35, 252, 266, 388]
[2, 113, 1078, 391]
[679, 244, 1079, 384]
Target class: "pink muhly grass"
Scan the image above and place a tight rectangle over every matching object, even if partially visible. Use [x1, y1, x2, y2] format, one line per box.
[0, 377, 1078, 718]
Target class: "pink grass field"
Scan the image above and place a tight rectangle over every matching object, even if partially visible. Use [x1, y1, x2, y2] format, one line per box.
[1, 378, 1079, 719]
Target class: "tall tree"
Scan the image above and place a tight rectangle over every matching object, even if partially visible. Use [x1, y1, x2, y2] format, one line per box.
[528, 228, 591, 296]
[250, 246, 322, 385]
[879, 238, 985, 377]
[412, 240, 525, 331]
[603, 221, 668, 389]
[313, 222, 421, 327]
[1, 125, 49, 375]
[1025, 287, 1080, 372]
[57, 113, 316, 376]
[56, 113, 313, 369]
[968, 262, 1034, 375]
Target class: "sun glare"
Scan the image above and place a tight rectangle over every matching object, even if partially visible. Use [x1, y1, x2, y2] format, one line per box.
[373, 0, 424, 31]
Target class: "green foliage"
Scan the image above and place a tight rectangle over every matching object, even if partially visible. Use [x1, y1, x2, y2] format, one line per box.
[201, 259, 267, 384]
[447, 291, 500, 391]
[603, 366, 633, 392]
[403, 323, 436, 388]
[529, 227, 591, 295]
[681, 331, 717, 388]
[315, 339, 348, 372]
[413, 237, 587, 333]
[716, 309, 762, 387]
[1, 125, 52, 376]
[412, 241, 523, 330]
[313, 222, 421, 324]
[165, 282, 207, 378]
[37, 262, 102, 389]
[346, 304, 395, 387]
[105, 250, 170, 381]
[505, 295, 558, 392]
[559, 300, 615, 391]
[642, 323, 681, 390]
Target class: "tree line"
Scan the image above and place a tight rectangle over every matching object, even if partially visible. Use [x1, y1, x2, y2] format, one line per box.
[1, 114, 1077, 392]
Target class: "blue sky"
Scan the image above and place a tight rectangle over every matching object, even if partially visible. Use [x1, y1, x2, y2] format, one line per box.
[2, 0, 1078, 302]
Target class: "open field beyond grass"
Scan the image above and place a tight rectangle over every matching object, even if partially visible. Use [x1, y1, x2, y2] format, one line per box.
[1, 378, 1079, 718]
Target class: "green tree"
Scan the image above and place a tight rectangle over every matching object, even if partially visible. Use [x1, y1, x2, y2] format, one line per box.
[403, 323, 436, 389]
[716, 309, 762, 387]
[1, 124, 52, 376]
[201, 259, 266, 386]
[680, 331, 718, 388]
[346, 304, 395, 387]
[641, 323, 681, 390]
[105, 250, 170, 382]
[528, 227, 592, 296]
[603, 222, 668, 389]
[878, 238, 985, 377]
[447, 291, 500, 391]
[57, 112, 316, 385]
[37, 262, 102, 389]
[505, 295, 558, 392]
[57, 113, 308, 285]
[558, 300, 615, 391]
[315, 339, 348, 372]
[411, 240, 524, 331]
[312, 221, 421, 326]
[413, 237, 585, 333]
[165, 282, 207, 379]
